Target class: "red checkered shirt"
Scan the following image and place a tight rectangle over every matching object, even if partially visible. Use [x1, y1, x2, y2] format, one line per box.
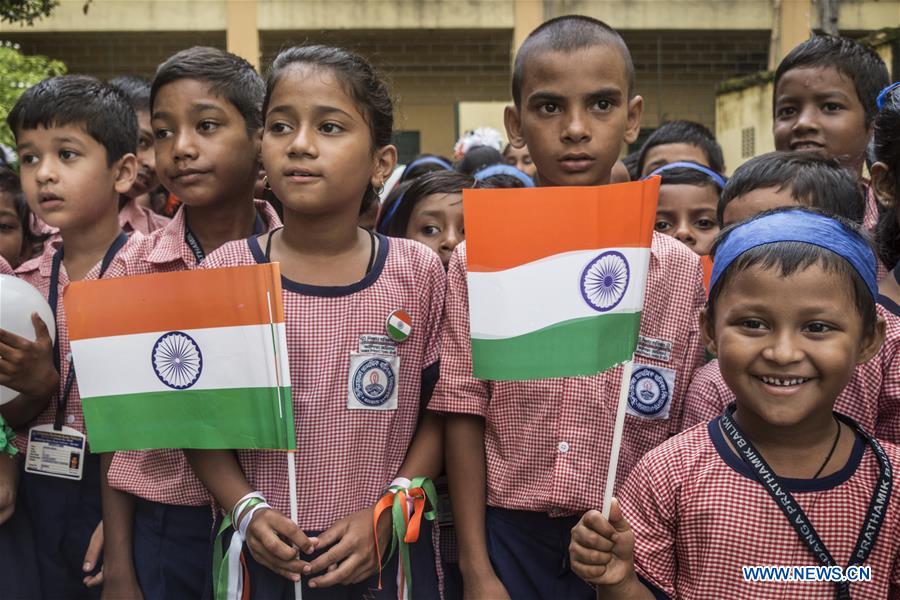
[683, 306, 900, 444]
[0, 256, 12, 275]
[429, 232, 706, 515]
[201, 234, 445, 529]
[104, 199, 282, 507]
[619, 419, 900, 599]
[11, 235, 139, 453]
[118, 197, 170, 236]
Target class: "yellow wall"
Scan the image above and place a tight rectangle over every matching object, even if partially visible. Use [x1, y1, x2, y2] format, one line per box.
[395, 103, 458, 157]
[715, 81, 775, 176]
[458, 102, 510, 146]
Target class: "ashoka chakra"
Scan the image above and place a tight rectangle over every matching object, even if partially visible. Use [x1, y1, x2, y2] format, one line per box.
[151, 331, 203, 390]
[580, 251, 630, 312]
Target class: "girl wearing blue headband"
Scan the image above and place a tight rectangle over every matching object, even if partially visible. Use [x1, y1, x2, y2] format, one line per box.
[645, 161, 726, 256]
[570, 207, 900, 600]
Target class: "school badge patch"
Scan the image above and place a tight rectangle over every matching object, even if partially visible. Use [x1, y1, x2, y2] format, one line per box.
[347, 353, 399, 410]
[626, 364, 675, 420]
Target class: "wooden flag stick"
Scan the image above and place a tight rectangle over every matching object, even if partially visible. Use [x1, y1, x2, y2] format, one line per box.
[602, 358, 634, 518]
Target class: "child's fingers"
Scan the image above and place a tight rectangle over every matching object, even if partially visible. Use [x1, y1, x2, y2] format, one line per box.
[607, 499, 632, 534]
[305, 535, 354, 576]
[571, 517, 616, 553]
[0, 328, 32, 350]
[30, 313, 51, 342]
[82, 568, 104, 588]
[570, 559, 609, 584]
[308, 551, 366, 588]
[569, 538, 614, 569]
[267, 511, 316, 555]
[578, 509, 619, 540]
[82, 521, 103, 572]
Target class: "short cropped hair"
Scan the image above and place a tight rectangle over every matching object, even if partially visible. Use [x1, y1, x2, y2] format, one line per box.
[7, 75, 137, 165]
[512, 15, 634, 106]
[717, 151, 865, 225]
[707, 207, 876, 336]
[109, 75, 151, 114]
[638, 121, 725, 174]
[774, 34, 889, 127]
[151, 46, 264, 131]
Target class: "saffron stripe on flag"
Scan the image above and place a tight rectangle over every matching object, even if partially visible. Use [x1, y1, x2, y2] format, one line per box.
[464, 181, 659, 272]
[66, 264, 285, 340]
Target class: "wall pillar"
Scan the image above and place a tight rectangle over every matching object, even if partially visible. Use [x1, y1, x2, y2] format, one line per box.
[226, 0, 259, 69]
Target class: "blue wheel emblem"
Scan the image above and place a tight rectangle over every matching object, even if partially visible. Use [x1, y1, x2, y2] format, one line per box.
[152, 331, 203, 390]
[580, 251, 630, 312]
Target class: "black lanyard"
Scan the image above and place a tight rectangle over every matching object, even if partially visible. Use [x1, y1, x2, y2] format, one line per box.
[47, 232, 128, 430]
[720, 405, 892, 599]
[184, 210, 266, 264]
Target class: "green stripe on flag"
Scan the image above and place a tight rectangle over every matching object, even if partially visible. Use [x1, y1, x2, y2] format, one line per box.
[83, 387, 295, 452]
[471, 312, 642, 380]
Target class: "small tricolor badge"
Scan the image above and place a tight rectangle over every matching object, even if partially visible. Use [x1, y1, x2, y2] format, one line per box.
[386, 310, 412, 342]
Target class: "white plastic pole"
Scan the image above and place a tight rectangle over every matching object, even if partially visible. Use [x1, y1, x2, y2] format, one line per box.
[602, 358, 634, 518]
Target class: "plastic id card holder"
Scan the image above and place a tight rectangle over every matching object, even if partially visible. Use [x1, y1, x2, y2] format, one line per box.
[25, 424, 85, 481]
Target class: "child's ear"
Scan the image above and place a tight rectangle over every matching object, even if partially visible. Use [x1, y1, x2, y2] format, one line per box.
[371, 144, 398, 191]
[623, 94, 644, 145]
[858, 313, 886, 365]
[112, 153, 138, 195]
[504, 105, 526, 149]
[871, 161, 896, 211]
[699, 308, 717, 358]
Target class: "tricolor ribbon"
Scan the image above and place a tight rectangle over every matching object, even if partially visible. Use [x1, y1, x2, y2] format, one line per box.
[373, 476, 438, 599]
[212, 494, 269, 600]
[0, 416, 16, 457]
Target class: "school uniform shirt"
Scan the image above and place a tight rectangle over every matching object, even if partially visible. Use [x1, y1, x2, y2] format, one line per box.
[0, 255, 13, 275]
[103, 199, 282, 507]
[429, 232, 706, 515]
[12, 235, 140, 453]
[118, 197, 170, 236]
[682, 305, 900, 443]
[200, 233, 445, 529]
[619, 419, 900, 599]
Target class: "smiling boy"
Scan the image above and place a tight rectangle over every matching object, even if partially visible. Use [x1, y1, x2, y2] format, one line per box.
[432, 16, 706, 600]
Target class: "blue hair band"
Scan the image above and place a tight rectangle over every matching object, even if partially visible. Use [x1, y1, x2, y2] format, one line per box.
[710, 209, 877, 299]
[399, 156, 453, 182]
[472, 164, 535, 187]
[377, 189, 407, 234]
[876, 82, 900, 110]
[645, 161, 727, 189]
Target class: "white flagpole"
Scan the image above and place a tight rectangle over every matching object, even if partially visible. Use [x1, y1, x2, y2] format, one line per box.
[602, 358, 634, 518]
[267, 290, 302, 600]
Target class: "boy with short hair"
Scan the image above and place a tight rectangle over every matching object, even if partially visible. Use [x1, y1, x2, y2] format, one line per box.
[0, 74, 138, 599]
[772, 34, 889, 229]
[109, 75, 170, 235]
[434, 16, 706, 599]
[100, 47, 281, 600]
[682, 152, 900, 440]
[637, 120, 725, 177]
[570, 208, 900, 599]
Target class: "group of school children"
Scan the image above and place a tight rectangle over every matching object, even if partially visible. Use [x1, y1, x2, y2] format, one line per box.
[1, 13, 900, 600]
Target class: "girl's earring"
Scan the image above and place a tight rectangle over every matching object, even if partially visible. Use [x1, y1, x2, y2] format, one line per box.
[374, 182, 385, 197]
[263, 175, 272, 192]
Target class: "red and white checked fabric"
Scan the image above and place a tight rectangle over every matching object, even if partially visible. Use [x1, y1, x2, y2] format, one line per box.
[118, 197, 170, 237]
[682, 306, 900, 444]
[105, 199, 282, 507]
[11, 236, 141, 453]
[619, 420, 900, 599]
[430, 232, 706, 516]
[201, 234, 445, 530]
[0, 255, 13, 275]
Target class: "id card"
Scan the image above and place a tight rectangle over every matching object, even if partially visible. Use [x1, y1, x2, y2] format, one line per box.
[25, 424, 85, 480]
[347, 352, 399, 411]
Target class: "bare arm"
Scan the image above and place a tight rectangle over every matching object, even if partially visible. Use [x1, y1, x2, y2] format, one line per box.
[98, 453, 142, 597]
[446, 413, 509, 599]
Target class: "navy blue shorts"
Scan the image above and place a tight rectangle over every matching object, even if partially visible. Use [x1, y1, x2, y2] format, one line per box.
[205, 516, 441, 600]
[0, 458, 41, 599]
[133, 498, 214, 600]
[18, 451, 102, 600]
[485, 507, 595, 600]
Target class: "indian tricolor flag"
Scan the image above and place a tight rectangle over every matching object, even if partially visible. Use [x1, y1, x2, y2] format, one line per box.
[464, 179, 659, 380]
[64, 265, 294, 453]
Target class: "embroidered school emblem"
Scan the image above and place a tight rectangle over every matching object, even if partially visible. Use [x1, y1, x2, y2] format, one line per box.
[386, 310, 412, 342]
[580, 251, 630, 312]
[628, 366, 670, 417]
[151, 331, 203, 390]
[351, 357, 396, 407]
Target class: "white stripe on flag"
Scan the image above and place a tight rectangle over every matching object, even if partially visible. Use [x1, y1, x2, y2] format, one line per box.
[467, 247, 650, 339]
[71, 323, 291, 398]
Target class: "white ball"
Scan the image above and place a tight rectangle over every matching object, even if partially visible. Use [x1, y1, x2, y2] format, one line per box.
[0, 274, 56, 405]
